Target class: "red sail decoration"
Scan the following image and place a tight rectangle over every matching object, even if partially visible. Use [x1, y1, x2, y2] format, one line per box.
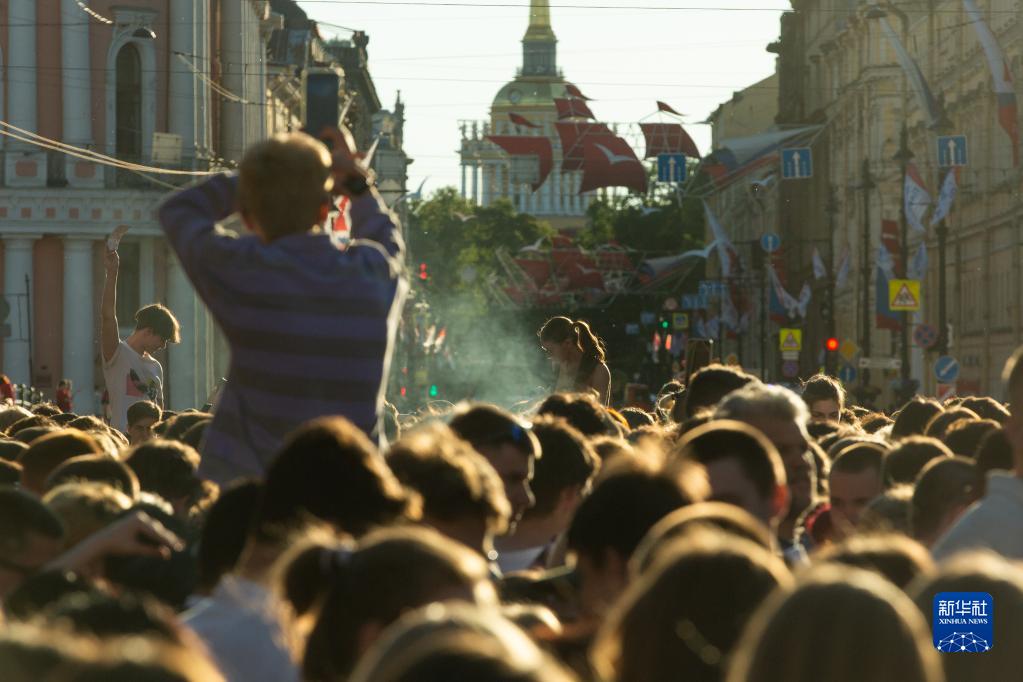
[554, 98, 595, 120]
[486, 135, 554, 190]
[554, 121, 612, 171]
[640, 123, 700, 159]
[579, 136, 648, 194]
[656, 100, 682, 115]
[565, 84, 592, 100]
[509, 112, 541, 129]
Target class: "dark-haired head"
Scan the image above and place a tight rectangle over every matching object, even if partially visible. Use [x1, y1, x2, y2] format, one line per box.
[257, 417, 415, 540]
[683, 364, 757, 419]
[891, 397, 943, 439]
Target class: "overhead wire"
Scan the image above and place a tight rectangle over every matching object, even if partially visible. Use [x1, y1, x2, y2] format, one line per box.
[0, 120, 217, 177]
[295, 0, 1021, 14]
[174, 52, 254, 104]
[74, 0, 114, 25]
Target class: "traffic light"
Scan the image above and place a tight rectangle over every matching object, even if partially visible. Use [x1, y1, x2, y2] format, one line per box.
[429, 384, 439, 398]
[825, 337, 839, 352]
[660, 318, 670, 330]
[418, 263, 429, 281]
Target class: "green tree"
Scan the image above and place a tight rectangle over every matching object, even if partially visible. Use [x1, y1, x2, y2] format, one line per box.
[577, 174, 704, 254]
[407, 187, 555, 312]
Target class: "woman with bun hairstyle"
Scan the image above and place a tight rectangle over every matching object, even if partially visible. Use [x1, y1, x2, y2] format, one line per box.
[538, 317, 611, 405]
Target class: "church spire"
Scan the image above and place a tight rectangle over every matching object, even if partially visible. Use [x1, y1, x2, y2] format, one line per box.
[522, 0, 557, 77]
[525, 0, 555, 40]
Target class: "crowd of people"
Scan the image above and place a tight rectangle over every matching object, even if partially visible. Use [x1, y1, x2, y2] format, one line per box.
[0, 129, 1020, 681]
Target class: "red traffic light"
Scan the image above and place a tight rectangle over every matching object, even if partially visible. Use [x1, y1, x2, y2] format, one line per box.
[418, 263, 428, 281]
[825, 337, 840, 352]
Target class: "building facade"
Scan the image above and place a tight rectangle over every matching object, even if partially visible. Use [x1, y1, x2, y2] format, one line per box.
[0, 0, 275, 413]
[458, 0, 593, 229]
[720, 0, 1023, 399]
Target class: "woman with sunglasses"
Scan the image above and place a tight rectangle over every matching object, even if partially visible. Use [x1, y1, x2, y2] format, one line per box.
[538, 317, 611, 406]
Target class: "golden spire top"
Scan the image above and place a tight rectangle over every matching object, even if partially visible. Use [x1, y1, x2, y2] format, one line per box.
[525, 0, 555, 41]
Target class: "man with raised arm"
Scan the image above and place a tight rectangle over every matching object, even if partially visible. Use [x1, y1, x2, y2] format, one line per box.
[157, 128, 407, 483]
[101, 229, 180, 433]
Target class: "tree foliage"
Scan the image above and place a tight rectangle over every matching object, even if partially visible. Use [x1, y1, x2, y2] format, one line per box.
[578, 184, 704, 254]
[407, 187, 555, 312]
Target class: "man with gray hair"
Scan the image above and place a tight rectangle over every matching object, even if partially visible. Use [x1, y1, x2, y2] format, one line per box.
[714, 384, 815, 559]
[933, 347, 1023, 559]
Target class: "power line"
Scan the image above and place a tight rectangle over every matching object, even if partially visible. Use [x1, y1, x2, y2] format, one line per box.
[297, 0, 1020, 14]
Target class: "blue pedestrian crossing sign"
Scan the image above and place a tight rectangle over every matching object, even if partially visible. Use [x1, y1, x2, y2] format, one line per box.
[937, 135, 968, 167]
[934, 355, 960, 383]
[760, 232, 781, 253]
[838, 364, 857, 384]
[781, 148, 813, 179]
[657, 153, 686, 183]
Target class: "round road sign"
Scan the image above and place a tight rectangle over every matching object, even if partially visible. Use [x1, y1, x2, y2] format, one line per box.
[782, 360, 799, 378]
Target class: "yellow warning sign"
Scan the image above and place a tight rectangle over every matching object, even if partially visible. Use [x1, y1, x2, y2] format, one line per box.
[889, 279, 921, 312]
[779, 328, 802, 352]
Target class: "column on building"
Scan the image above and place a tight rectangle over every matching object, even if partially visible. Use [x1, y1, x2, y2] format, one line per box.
[138, 238, 156, 305]
[62, 237, 96, 414]
[62, 0, 99, 186]
[2, 236, 38, 385]
[542, 171, 552, 215]
[166, 253, 197, 410]
[471, 161, 479, 205]
[494, 162, 504, 204]
[169, 0, 197, 165]
[8, 0, 44, 186]
[554, 166, 563, 214]
[220, 0, 246, 160]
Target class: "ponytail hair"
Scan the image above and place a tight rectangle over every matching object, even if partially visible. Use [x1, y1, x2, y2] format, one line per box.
[539, 316, 606, 388]
[572, 320, 606, 366]
[277, 527, 492, 681]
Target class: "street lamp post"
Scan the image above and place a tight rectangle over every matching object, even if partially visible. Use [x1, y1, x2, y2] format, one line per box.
[895, 123, 915, 395]
[824, 188, 839, 375]
[860, 157, 875, 390]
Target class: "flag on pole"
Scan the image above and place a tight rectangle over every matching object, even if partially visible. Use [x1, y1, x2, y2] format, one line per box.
[332, 196, 350, 233]
[963, 0, 1019, 165]
[509, 113, 541, 129]
[905, 163, 931, 233]
[657, 101, 683, 116]
[878, 17, 945, 129]
[931, 169, 959, 226]
[876, 242, 902, 331]
[768, 263, 800, 319]
[796, 282, 812, 318]
[835, 247, 851, 290]
[703, 202, 740, 278]
[908, 243, 928, 280]
[721, 287, 739, 331]
[812, 247, 828, 280]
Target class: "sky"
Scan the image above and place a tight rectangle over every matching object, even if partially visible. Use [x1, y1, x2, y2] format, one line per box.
[296, 0, 788, 195]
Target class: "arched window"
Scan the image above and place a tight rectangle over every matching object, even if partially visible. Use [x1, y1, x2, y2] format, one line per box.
[115, 44, 142, 161]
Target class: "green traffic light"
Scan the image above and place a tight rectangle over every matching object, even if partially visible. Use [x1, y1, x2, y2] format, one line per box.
[429, 385, 439, 398]
[661, 320, 669, 329]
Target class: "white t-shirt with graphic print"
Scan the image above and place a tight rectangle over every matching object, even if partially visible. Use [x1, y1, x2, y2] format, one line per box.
[102, 340, 164, 432]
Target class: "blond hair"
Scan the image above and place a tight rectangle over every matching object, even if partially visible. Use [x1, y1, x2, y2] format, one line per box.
[43, 481, 133, 549]
[238, 133, 333, 239]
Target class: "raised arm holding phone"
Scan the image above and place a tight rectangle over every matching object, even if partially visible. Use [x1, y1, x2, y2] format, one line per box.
[157, 127, 408, 483]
